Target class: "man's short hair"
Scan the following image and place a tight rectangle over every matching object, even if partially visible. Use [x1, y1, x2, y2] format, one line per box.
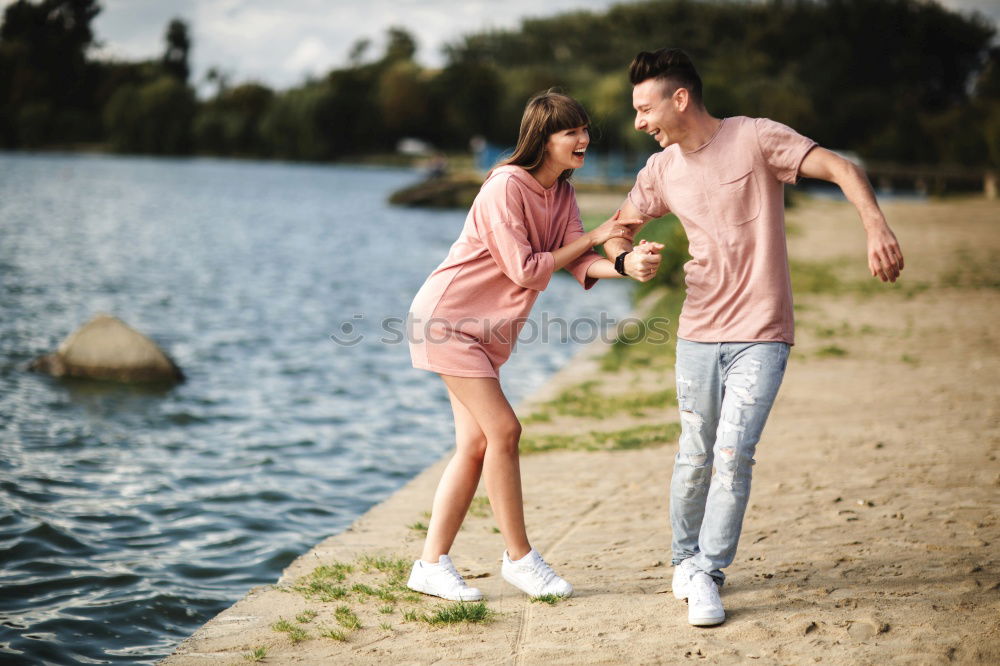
[629, 48, 703, 105]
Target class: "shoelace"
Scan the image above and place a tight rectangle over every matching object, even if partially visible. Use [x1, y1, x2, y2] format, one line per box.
[528, 555, 558, 586]
[439, 560, 468, 588]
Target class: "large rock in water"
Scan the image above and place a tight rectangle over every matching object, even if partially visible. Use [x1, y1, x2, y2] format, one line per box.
[30, 313, 185, 384]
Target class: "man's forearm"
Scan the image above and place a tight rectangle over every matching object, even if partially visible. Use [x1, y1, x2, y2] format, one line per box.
[834, 160, 887, 232]
[603, 236, 635, 259]
[602, 198, 651, 258]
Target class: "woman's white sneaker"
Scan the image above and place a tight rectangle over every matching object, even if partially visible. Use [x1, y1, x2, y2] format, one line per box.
[501, 548, 573, 598]
[687, 572, 725, 626]
[407, 554, 483, 602]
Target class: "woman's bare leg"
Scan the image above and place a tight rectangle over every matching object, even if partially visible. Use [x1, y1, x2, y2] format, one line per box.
[438, 374, 530, 560]
[420, 386, 488, 562]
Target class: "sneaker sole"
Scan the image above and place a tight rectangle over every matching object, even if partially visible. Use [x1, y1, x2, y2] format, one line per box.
[407, 581, 483, 602]
[689, 612, 726, 626]
[501, 569, 572, 599]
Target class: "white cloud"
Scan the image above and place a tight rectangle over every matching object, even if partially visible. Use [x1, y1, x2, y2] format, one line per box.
[4, 0, 994, 90]
[283, 35, 338, 80]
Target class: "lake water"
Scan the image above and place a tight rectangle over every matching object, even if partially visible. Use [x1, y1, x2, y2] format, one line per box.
[0, 153, 633, 664]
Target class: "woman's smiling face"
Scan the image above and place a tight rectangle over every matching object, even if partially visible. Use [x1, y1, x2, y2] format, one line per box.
[542, 125, 590, 173]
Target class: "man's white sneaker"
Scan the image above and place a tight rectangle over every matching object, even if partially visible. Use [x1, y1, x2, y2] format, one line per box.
[672, 558, 697, 600]
[501, 548, 573, 598]
[407, 554, 483, 602]
[687, 572, 725, 626]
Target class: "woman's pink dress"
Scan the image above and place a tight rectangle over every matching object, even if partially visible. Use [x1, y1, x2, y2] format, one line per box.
[408, 165, 602, 378]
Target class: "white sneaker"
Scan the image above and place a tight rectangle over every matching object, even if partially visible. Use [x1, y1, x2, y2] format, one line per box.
[687, 572, 725, 626]
[672, 558, 697, 600]
[501, 548, 573, 598]
[407, 554, 483, 602]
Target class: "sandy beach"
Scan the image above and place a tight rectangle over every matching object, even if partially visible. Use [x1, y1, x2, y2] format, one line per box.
[162, 195, 999, 665]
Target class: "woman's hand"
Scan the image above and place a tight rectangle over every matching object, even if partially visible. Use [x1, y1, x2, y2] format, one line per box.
[588, 213, 644, 246]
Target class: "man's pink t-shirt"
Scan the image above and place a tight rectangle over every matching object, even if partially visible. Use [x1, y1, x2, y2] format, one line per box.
[628, 116, 816, 345]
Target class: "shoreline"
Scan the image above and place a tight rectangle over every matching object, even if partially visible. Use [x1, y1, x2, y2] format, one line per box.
[159, 313, 629, 664]
[162, 196, 1000, 664]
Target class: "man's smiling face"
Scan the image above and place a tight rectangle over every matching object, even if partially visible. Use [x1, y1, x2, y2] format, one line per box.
[632, 78, 680, 148]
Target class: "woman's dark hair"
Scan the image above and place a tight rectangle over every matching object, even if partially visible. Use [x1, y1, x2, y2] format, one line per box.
[495, 89, 590, 182]
[629, 48, 703, 105]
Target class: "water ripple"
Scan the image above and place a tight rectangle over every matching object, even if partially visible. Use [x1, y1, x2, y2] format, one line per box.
[0, 152, 633, 664]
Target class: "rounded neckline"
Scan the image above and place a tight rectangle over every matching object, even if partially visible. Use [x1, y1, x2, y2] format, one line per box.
[684, 117, 727, 155]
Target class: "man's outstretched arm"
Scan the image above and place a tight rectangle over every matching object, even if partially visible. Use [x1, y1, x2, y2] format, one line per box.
[798, 147, 904, 283]
[603, 198, 662, 282]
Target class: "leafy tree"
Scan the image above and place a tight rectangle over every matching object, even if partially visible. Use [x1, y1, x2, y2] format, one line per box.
[163, 18, 191, 83]
[104, 76, 195, 154]
[383, 27, 416, 63]
[193, 83, 273, 155]
[0, 0, 101, 146]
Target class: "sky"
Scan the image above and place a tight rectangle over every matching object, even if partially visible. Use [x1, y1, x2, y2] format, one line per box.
[91, 0, 627, 89]
[6, 0, 998, 90]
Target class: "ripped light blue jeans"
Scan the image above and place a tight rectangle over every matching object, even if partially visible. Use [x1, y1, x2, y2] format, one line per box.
[671, 338, 790, 585]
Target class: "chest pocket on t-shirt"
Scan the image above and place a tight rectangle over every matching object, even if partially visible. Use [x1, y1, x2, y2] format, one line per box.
[716, 165, 760, 226]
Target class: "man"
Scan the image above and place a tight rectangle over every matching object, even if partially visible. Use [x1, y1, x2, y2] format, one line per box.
[605, 48, 904, 627]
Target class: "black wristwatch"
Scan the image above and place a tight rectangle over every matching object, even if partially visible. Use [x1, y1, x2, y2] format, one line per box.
[614, 251, 631, 276]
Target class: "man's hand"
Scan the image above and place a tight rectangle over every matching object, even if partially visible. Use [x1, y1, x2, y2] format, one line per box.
[623, 240, 664, 282]
[867, 223, 904, 283]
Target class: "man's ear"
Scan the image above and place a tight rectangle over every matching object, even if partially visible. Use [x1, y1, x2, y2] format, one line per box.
[674, 87, 690, 112]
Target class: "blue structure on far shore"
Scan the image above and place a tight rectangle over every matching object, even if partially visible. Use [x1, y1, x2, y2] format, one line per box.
[472, 139, 648, 185]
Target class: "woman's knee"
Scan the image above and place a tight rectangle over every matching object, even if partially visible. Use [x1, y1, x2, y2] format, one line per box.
[456, 431, 488, 462]
[486, 419, 521, 455]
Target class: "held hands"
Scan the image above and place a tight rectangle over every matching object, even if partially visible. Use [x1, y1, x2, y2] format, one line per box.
[589, 212, 645, 246]
[624, 240, 665, 282]
[866, 223, 904, 283]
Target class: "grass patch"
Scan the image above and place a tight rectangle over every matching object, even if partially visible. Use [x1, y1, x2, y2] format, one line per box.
[292, 561, 353, 602]
[530, 594, 564, 605]
[901, 353, 919, 366]
[292, 578, 347, 602]
[940, 247, 1000, 290]
[242, 646, 268, 662]
[601, 288, 684, 372]
[520, 422, 680, 455]
[468, 495, 491, 518]
[314, 562, 353, 581]
[379, 604, 395, 614]
[423, 601, 495, 625]
[334, 605, 362, 631]
[358, 555, 409, 579]
[380, 622, 393, 631]
[294, 554, 411, 606]
[351, 583, 377, 597]
[319, 626, 348, 642]
[815, 345, 848, 358]
[295, 609, 317, 623]
[272, 617, 308, 644]
[790, 259, 844, 295]
[408, 521, 428, 533]
[402, 608, 421, 622]
[522, 380, 676, 424]
[791, 257, 929, 299]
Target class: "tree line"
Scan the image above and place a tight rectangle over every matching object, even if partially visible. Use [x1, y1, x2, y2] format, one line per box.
[1, 0, 997, 166]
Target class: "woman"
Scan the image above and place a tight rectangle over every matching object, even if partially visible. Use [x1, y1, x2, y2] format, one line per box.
[406, 91, 643, 601]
